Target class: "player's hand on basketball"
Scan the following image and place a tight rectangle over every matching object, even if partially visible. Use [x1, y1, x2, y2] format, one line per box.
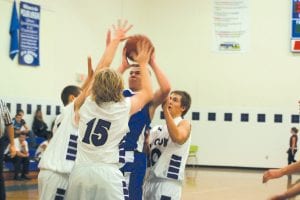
[9, 144, 16, 158]
[149, 52, 157, 68]
[112, 19, 133, 41]
[121, 47, 130, 70]
[263, 169, 283, 183]
[133, 39, 154, 66]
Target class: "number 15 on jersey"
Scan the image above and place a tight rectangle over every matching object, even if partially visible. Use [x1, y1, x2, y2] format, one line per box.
[82, 118, 112, 146]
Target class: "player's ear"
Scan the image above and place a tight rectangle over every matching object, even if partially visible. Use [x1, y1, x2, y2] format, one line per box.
[68, 95, 76, 103]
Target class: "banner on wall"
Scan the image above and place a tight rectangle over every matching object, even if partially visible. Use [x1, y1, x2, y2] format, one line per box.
[291, 0, 300, 52]
[9, 0, 19, 60]
[19, 1, 40, 66]
[212, 0, 249, 53]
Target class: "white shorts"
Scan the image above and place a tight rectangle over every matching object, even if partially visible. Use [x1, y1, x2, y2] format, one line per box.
[38, 169, 69, 200]
[143, 177, 182, 200]
[65, 163, 128, 200]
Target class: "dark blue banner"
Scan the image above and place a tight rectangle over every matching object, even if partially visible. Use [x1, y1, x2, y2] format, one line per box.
[19, 1, 40, 66]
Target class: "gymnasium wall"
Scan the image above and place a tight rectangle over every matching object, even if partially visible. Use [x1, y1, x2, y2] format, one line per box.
[1, 0, 299, 168]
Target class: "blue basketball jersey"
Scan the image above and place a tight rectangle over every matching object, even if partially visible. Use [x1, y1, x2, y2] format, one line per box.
[120, 89, 151, 152]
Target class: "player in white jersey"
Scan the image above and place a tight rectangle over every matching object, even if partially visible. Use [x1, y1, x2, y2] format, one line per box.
[38, 19, 122, 199]
[38, 85, 82, 200]
[65, 20, 154, 200]
[144, 90, 192, 200]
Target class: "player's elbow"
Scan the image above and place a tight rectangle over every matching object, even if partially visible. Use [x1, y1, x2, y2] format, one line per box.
[161, 85, 171, 97]
[144, 89, 154, 102]
[175, 138, 187, 145]
[172, 135, 188, 145]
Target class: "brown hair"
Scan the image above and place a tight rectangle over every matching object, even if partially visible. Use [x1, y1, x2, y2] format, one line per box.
[291, 127, 299, 134]
[171, 90, 191, 117]
[92, 69, 124, 105]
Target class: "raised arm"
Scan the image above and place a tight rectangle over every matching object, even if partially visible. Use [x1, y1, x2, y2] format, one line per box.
[117, 47, 130, 74]
[74, 20, 132, 113]
[74, 56, 94, 114]
[148, 53, 171, 119]
[130, 39, 154, 115]
[263, 161, 300, 183]
[162, 99, 191, 145]
[80, 56, 94, 91]
[95, 20, 132, 74]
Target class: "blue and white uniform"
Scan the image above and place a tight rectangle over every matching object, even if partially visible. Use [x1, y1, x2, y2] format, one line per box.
[119, 89, 151, 200]
[38, 102, 78, 200]
[144, 117, 191, 200]
[66, 96, 131, 200]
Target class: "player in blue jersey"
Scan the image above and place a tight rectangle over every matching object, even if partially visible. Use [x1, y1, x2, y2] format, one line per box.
[118, 47, 171, 200]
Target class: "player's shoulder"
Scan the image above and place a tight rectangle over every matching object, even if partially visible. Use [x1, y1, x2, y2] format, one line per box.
[180, 119, 190, 125]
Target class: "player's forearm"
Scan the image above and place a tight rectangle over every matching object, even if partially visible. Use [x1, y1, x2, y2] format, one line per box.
[282, 161, 300, 175]
[6, 125, 15, 146]
[282, 182, 300, 199]
[151, 64, 171, 102]
[81, 75, 93, 91]
[139, 63, 153, 102]
[163, 109, 183, 144]
[95, 39, 120, 74]
[117, 64, 126, 74]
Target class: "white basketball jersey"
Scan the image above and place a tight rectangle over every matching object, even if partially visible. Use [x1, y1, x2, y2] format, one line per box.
[52, 114, 63, 135]
[148, 117, 191, 182]
[76, 96, 131, 165]
[38, 102, 78, 174]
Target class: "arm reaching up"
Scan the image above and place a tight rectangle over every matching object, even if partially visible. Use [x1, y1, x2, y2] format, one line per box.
[74, 56, 94, 114]
[95, 19, 132, 74]
[148, 53, 171, 119]
[129, 39, 154, 116]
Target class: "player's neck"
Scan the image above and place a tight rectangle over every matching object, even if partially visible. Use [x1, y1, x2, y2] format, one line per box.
[171, 113, 182, 119]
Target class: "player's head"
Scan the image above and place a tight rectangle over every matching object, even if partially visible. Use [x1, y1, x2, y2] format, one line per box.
[61, 85, 82, 106]
[128, 64, 141, 91]
[92, 69, 124, 105]
[128, 64, 151, 92]
[291, 127, 298, 134]
[169, 90, 191, 117]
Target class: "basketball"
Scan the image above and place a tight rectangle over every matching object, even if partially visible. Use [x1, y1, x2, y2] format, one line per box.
[124, 35, 154, 61]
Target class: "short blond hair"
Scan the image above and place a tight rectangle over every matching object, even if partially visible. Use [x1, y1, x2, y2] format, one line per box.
[92, 69, 124, 105]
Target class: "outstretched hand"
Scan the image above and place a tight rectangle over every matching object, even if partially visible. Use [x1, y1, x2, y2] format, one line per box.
[111, 19, 133, 41]
[262, 169, 283, 183]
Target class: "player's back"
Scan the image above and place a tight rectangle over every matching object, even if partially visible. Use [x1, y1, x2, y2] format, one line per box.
[76, 96, 131, 165]
[38, 102, 78, 174]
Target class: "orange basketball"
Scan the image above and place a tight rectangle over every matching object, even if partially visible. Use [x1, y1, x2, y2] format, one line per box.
[124, 35, 154, 61]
